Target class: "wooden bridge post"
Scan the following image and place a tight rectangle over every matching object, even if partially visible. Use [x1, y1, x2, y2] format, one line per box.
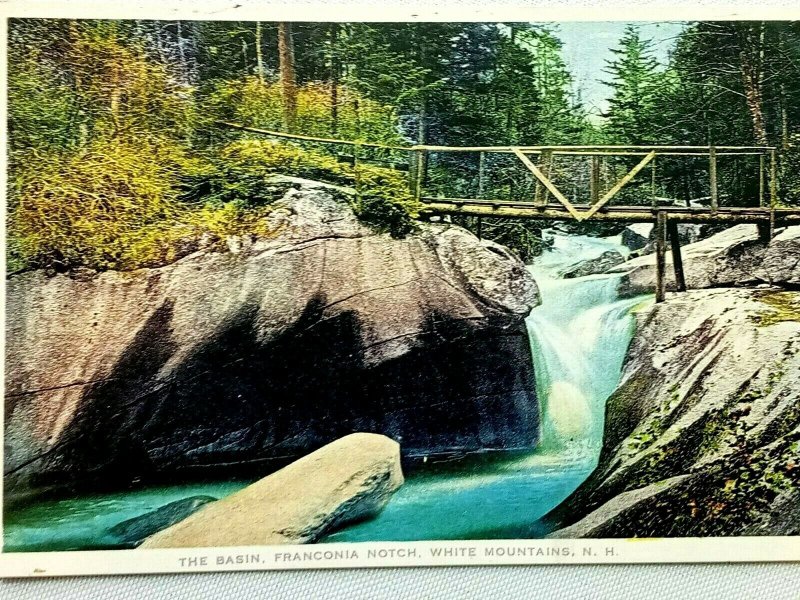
[668, 220, 687, 292]
[759, 154, 766, 208]
[769, 149, 778, 239]
[656, 211, 668, 303]
[535, 149, 553, 207]
[477, 151, 486, 199]
[590, 155, 600, 206]
[354, 143, 362, 209]
[651, 155, 658, 209]
[411, 148, 427, 200]
[709, 145, 718, 213]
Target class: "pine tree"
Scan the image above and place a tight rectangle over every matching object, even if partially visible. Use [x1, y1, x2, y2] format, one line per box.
[603, 25, 663, 144]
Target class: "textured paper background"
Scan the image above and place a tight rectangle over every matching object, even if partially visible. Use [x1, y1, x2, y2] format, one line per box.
[3, 0, 800, 596]
[4, 564, 800, 598]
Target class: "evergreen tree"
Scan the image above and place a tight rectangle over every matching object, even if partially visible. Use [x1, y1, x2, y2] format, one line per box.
[603, 25, 663, 144]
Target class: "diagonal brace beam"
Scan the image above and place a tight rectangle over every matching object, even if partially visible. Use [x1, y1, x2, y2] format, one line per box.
[512, 147, 582, 220]
[582, 151, 657, 220]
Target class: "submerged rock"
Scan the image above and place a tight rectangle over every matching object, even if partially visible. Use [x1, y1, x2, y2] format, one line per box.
[613, 224, 800, 295]
[560, 250, 625, 279]
[140, 433, 403, 548]
[5, 179, 541, 497]
[108, 495, 217, 547]
[548, 288, 800, 537]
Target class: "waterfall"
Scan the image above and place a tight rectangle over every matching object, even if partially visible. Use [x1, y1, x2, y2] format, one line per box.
[526, 230, 646, 454]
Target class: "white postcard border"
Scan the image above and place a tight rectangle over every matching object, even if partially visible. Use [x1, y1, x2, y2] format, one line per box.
[3, 537, 800, 578]
[1, 0, 799, 579]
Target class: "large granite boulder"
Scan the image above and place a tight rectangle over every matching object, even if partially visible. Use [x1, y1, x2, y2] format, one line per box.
[759, 226, 800, 286]
[548, 288, 800, 537]
[623, 223, 706, 256]
[5, 179, 541, 498]
[140, 433, 403, 548]
[613, 224, 800, 295]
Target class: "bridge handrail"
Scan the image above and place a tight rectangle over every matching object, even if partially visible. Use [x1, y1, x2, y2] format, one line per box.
[217, 120, 779, 222]
[215, 122, 774, 155]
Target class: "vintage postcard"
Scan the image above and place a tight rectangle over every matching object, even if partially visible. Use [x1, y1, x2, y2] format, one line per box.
[1, 1, 799, 578]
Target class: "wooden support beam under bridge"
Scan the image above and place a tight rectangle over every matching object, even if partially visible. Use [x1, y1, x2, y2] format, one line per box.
[418, 200, 800, 226]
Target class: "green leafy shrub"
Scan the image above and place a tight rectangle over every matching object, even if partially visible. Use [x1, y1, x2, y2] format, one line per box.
[7, 21, 211, 273]
[7, 23, 420, 273]
[8, 137, 420, 272]
[10, 139, 187, 270]
[114, 202, 281, 270]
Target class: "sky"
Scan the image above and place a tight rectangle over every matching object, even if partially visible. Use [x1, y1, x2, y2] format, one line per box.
[548, 21, 688, 119]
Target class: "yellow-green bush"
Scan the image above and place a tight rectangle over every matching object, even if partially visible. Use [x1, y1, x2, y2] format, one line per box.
[111, 202, 281, 270]
[8, 137, 420, 272]
[9, 21, 196, 160]
[7, 20, 212, 272]
[10, 139, 182, 270]
[7, 138, 282, 272]
[7, 23, 419, 274]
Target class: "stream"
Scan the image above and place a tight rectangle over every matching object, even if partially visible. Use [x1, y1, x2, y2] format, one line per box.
[3, 231, 651, 551]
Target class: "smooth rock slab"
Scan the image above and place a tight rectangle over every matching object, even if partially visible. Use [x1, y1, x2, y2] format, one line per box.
[612, 224, 800, 295]
[547, 288, 800, 537]
[549, 475, 692, 539]
[621, 223, 653, 251]
[139, 433, 404, 548]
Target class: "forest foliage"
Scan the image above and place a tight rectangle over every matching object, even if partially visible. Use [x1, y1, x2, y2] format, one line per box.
[7, 19, 800, 271]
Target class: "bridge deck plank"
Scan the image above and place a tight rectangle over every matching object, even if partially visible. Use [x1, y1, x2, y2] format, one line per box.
[420, 197, 800, 224]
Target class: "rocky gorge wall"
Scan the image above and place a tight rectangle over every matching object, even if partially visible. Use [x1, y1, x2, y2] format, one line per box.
[548, 286, 800, 537]
[5, 179, 541, 499]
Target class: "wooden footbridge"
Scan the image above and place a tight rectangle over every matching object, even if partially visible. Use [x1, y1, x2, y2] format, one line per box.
[219, 122, 800, 302]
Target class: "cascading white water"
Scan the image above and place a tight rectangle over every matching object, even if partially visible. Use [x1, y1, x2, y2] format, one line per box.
[4, 231, 652, 550]
[526, 231, 647, 455]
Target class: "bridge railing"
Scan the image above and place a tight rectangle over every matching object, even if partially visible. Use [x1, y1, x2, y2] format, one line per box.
[410, 144, 778, 222]
[215, 122, 778, 223]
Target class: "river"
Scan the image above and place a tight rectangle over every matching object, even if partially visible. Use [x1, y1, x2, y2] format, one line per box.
[3, 231, 651, 551]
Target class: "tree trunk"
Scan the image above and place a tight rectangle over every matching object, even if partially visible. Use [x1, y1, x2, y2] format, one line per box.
[68, 21, 90, 146]
[110, 63, 121, 138]
[255, 22, 265, 84]
[278, 22, 297, 132]
[736, 22, 768, 146]
[778, 28, 790, 151]
[416, 30, 428, 183]
[176, 21, 189, 83]
[329, 23, 339, 135]
[241, 38, 249, 76]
